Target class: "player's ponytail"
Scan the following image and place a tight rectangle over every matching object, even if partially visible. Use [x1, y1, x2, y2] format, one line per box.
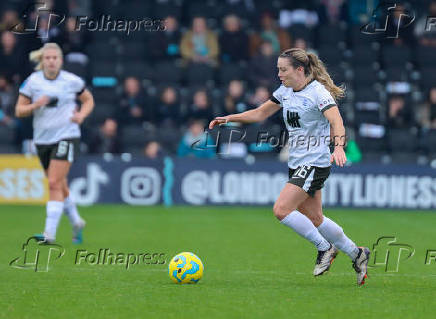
[279, 48, 345, 100]
[29, 43, 63, 70]
[306, 52, 345, 100]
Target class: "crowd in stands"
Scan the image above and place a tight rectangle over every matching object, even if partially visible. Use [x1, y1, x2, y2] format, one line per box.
[0, 0, 435, 163]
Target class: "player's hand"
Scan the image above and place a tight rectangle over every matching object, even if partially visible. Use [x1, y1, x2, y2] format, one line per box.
[330, 146, 347, 167]
[209, 116, 230, 129]
[71, 110, 85, 124]
[34, 96, 50, 109]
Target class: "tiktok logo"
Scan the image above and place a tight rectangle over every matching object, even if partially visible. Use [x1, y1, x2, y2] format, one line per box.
[70, 163, 109, 205]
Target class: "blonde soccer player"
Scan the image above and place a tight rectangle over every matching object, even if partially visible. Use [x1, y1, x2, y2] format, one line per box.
[209, 48, 370, 286]
[15, 43, 94, 244]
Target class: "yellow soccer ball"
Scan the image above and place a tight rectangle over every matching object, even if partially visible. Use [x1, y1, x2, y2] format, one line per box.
[168, 252, 204, 284]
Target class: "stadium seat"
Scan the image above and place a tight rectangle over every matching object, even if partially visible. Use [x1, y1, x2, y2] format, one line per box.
[415, 46, 436, 68]
[91, 61, 118, 77]
[356, 135, 387, 152]
[288, 25, 314, 43]
[63, 62, 87, 80]
[348, 25, 381, 47]
[185, 64, 215, 87]
[120, 62, 153, 82]
[218, 63, 247, 85]
[317, 25, 346, 48]
[423, 129, 436, 155]
[85, 43, 119, 61]
[0, 144, 18, 153]
[349, 46, 379, 67]
[85, 103, 117, 126]
[384, 67, 410, 82]
[119, 43, 146, 61]
[381, 45, 411, 68]
[419, 68, 436, 91]
[387, 128, 418, 153]
[153, 62, 183, 85]
[91, 87, 119, 104]
[317, 46, 344, 67]
[352, 67, 380, 87]
[121, 125, 150, 148]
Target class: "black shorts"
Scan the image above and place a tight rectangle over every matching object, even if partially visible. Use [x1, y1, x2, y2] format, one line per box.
[35, 138, 80, 170]
[288, 165, 331, 197]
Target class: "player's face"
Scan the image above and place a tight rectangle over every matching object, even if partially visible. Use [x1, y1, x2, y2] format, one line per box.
[277, 57, 302, 88]
[42, 49, 62, 74]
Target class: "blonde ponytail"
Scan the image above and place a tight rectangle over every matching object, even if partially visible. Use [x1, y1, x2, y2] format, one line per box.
[279, 48, 346, 101]
[306, 52, 345, 100]
[29, 42, 63, 70]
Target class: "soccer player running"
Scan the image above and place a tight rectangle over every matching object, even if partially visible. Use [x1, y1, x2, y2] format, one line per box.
[209, 48, 370, 286]
[15, 43, 94, 244]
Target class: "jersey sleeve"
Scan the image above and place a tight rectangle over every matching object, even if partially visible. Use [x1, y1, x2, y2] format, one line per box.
[19, 76, 33, 99]
[271, 85, 285, 106]
[316, 86, 336, 113]
[72, 76, 86, 95]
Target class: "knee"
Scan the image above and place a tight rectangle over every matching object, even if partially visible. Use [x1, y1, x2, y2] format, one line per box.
[273, 202, 292, 221]
[48, 178, 63, 193]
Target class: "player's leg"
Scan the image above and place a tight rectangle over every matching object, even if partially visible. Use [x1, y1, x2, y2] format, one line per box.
[295, 191, 339, 275]
[299, 191, 370, 285]
[42, 159, 71, 242]
[62, 178, 86, 244]
[273, 183, 332, 262]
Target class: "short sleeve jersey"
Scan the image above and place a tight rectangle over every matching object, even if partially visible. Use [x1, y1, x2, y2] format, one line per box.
[272, 80, 336, 169]
[19, 70, 85, 145]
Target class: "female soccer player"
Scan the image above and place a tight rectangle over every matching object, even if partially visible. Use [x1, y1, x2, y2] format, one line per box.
[15, 43, 94, 244]
[209, 48, 370, 286]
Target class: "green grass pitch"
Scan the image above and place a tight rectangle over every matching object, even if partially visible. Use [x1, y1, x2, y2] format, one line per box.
[1, 205, 436, 318]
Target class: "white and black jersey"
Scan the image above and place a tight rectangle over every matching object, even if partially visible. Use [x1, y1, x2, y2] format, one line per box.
[19, 70, 85, 145]
[271, 80, 336, 169]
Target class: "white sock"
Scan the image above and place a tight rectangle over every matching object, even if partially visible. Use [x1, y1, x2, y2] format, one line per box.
[317, 217, 359, 260]
[44, 201, 64, 240]
[281, 210, 331, 251]
[64, 194, 82, 226]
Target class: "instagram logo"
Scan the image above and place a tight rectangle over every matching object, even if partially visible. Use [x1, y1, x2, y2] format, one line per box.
[121, 167, 161, 205]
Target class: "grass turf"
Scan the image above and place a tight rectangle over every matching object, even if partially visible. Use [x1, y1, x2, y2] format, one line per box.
[1, 205, 436, 319]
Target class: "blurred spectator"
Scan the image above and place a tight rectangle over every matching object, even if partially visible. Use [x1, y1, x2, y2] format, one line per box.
[89, 118, 121, 154]
[317, 0, 347, 25]
[155, 86, 182, 126]
[63, 17, 88, 60]
[248, 40, 279, 89]
[387, 95, 413, 129]
[223, 80, 248, 115]
[189, 88, 214, 122]
[219, 14, 249, 63]
[177, 119, 216, 158]
[117, 77, 150, 126]
[0, 9, 20, 32]
[293, 38, 317, 54]
[36, 14, 64, 45]
[0, 31, 26, 83]
[418, 87, 436, 130]
[250, 12, 291, 56]
[0, 75, 15, 127]
[150, 16, 181, 61]
[347, 0, 377, 25]
[414, 1, 436, 47]
[143, 140, 165, 159]
[181, 17, 219, 66]
[248, 86, 270, 109]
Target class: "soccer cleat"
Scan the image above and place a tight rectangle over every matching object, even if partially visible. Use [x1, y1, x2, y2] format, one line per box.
[72, 218, 86, 244]
[33, 233, 55, 244]
[352, 247, 371, 286]
[313, 244, 339, 276]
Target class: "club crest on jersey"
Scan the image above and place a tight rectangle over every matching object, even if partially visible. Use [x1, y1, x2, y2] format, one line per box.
[286, 111, 301, 128]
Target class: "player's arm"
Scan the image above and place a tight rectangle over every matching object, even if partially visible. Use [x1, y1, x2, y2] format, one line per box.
[209, 99, 281, 129]
[71, 89, 94, 124]
[323, 106, 347, 167]
[15, 94, 49, 118]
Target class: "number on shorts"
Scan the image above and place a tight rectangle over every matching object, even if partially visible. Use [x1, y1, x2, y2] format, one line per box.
[56, 141, 68, 157]
[294, 165, 311, 179]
